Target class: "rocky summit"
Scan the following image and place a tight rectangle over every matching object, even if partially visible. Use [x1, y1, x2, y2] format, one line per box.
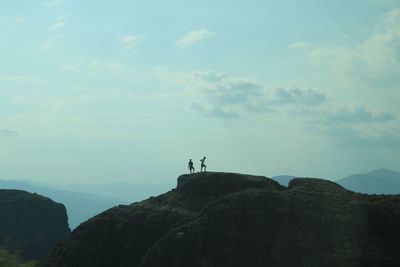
[41, 172, 400, 267]
[0, 189, 70, 260]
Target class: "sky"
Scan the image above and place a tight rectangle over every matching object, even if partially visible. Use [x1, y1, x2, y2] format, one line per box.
[0, 0, 399, 184]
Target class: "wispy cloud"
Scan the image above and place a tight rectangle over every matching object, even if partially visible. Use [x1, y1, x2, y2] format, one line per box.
[155, 68, 328, 119]
[291, 8, 400, 89]
[43, 38, 55, 50]
[88, 59, 126, 76]
[120, 35, 142, 54]
[325, 106, 396, 124]
[43, 34, 64, 50]
[59, 58, 130, 75]
[155, 67, 399, 152]
[176, 28, 215, 48]
[60, 64, 80, 71]
[272, 87, 326, 106]
[49, 14, 68, 31]
[287, 11, 400, 148]
[321, 124, 400, 148]
[289, 42, 310, 50]
[0, 75, 49, 86]
[190, 103, 240, 119]
[0, 129, 18, 138]
[15, 16, 25, 24]
[311, 104, 398, 148]
[50, 21, 66, 30]
[42, 0, 69, 8]
[44, 15, 67, 50]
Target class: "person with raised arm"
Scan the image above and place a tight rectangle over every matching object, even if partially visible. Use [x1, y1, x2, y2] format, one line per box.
[200, 156, 207, 172]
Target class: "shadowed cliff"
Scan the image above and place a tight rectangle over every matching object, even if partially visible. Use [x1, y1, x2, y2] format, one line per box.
[0, 189, 70, 260]
[41, 172, 400, 267]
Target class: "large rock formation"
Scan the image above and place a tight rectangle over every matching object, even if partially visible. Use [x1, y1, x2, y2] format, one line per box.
[0, 189, 70, 260]
[41, 172, 400, 267]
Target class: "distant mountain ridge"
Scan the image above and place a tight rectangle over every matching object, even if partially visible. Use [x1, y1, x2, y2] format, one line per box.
[336, 168, 400, 194]
[0, 179, 175, 229]
[272, 175, 296, 186]
[272, 169, 400, 195]
[0, 180, 124, 229]
[55, 181, 175, 203]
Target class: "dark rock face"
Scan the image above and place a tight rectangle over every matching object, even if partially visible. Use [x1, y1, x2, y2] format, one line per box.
[0, 189, 70, 260]
[41, 172, 400, 267]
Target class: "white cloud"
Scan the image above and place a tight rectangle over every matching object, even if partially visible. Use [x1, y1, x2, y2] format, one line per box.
[155, 68, 328, 118]
[190, 103, 240, 119]
[120, 35, 141, 46]
[176, 28, 215, 48]
[42, 0, 69, 8]
[292, 8, 400, 89]
[50, 21, 66, 30]
[88, 59, 126, 76]
[44, 15, 67, 50]
[60, 64, 80, 71]
[289, 42, 310, 50]
[325, 105, 396, 124]
[120, 35, 142, 54]
[311, 103, 399, 147]
[154, 66, 399, 152]
[272, 87, 326, 106]
[0, 75, 49, 86]
[322, 124, 400, 148]
[15, 17, 25, 24]
[49, 14, 68, 31]
[58, 58, 130, 77]
[43, 38, 55, 50]
[9, 94, 104, 111]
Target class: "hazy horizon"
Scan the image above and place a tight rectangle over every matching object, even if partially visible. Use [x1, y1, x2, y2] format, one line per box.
[2, 166, 399, 186]
[1, 0, 399, 184]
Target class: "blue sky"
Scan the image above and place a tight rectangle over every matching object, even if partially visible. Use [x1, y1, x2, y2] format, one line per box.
[1, 0, 399, 184]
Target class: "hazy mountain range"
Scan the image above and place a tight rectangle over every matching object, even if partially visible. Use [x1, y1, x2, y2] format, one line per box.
[0, 180, 173, 229]
[0, 179, 123, 229]
[336, 168, 400, 195]
[57, 182, 175, 203]
[273, 169, 400, 195]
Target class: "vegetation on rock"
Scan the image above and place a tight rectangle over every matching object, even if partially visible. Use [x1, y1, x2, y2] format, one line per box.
[0, 249, 36, 267]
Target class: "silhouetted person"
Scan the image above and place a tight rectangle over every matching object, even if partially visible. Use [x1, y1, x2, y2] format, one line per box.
[188, 159, 195, 174]
[200, 156, 206, 172]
